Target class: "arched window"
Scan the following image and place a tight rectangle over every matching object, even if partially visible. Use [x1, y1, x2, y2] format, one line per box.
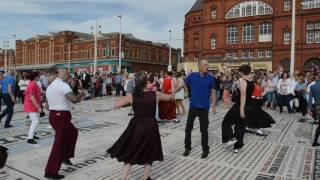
[227, 25, 239, 44]
[226, 1, 273, 19]
[242, 24, 255, 43]
[259, 22, 272, 42]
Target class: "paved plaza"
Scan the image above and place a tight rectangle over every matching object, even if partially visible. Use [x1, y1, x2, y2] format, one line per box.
[0, 97, 319, 180]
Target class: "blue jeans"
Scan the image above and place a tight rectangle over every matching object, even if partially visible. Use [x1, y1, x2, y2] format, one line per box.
[0, 93, 14, 127]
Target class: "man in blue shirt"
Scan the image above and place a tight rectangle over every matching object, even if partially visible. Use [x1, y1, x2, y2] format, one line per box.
[308, 73, 320, 146]
[0, 70, 16, 128]
[175, 59, 216, 159]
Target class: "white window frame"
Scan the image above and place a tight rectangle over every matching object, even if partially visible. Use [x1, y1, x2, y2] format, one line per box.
[284, 0, 292, 11]
[259, 22, 272, 42]
[227, 25, 239, 44]
[249, 51, 255, 59]
[242, 51, 248, 59]
[265, 50, 272, 58]
[284, 31, 291, 44]
[226, 52, 232, 59]
[302, 0, 320, 9]
[226, 1, 273, 19]
[211, 9, 217, 19]
[258, 50, 265, 58]
[315, 31, 320, 43]
[243, 24, 255, 43]
[210, 37, 216, 49]
[233, 52, 238, 59]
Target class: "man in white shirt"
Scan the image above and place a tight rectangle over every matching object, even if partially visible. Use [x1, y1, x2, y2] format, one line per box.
[44, 69, 85, 180]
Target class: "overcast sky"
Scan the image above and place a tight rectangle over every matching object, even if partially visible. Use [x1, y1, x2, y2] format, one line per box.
[0, 0, 196, 50]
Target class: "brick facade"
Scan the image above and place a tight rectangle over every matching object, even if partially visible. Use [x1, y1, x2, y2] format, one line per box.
[14, 31, 181, 73]
[184, 0, 320, 72]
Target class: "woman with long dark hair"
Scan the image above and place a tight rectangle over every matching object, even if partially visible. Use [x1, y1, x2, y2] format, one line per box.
[221, 65, 254, 153]
[107, 71, 174, 180]
[277, 72, 294, 113]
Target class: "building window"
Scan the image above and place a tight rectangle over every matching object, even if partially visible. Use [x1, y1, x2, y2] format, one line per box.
[302, 0, 320, 9]
[265, 50, 272, 57]
[243, 24, 255, 43]
[211, 9, 217, 19]
[210, 37, 216, 49]
[233, 52, 238, 59]
[284, 31, 291, 44]
[227, 25, 239, 44]
[284, 0, 292, 11]
[307, 23, 315, 43]
[226, 52, 232, 59]
[249, 51, 255, 59]
[226, 1, 273, 19]
[315, 31, 320, 43]
[242, 51, 248, 59]
[259, 22, 272, 42]
[258, 50, 265, 58]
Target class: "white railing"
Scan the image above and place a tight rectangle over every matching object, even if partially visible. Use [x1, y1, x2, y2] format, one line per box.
[302, 0, 320, 9]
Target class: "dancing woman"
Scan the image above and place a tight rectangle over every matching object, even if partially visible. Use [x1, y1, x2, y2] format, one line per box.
[221, 65, 254, 153]
[107, 71, 174, 180]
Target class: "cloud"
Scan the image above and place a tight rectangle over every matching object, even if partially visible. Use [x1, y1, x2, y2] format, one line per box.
[0, 0, 195, 51]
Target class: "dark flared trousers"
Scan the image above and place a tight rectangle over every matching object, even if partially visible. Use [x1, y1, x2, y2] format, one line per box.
[45, 111, 78, 175]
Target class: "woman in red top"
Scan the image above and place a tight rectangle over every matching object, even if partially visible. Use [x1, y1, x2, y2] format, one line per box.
[24, 72, 42, 144]
[246, 75, 275, 136]
[159, 72, 178, 122]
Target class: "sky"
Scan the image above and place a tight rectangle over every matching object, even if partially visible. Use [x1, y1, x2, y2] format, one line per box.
[0, 0, 196, 51]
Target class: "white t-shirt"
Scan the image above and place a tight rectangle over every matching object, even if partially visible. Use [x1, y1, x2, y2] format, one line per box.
[46, 78, 73, 111]
[18, 79, 28, 91]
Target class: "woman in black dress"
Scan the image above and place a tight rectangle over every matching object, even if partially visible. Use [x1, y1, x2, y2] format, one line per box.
[107, 71, 174, 180]
[221, 65, 254, 153]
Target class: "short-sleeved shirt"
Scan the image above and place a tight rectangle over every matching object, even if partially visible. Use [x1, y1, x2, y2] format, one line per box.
[126, 79, 135, 94]
[46, 78, 73, 111]
[1, 75, 15, 94]
[24, 81, 41, 113]
[185, 72, 216, 110]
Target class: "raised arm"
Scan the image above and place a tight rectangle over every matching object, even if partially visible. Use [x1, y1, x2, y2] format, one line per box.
[114, 94, 133, 109]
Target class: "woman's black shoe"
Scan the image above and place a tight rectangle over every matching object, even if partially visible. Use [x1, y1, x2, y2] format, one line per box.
[27, 139, 37, 144]
[44, 173, 65, 179]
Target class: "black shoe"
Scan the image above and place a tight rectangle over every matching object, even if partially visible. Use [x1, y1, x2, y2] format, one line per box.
[27, 139, 37, 144]
[44, 173, 65, 179]
[40, 112, 45, 117]
[62, 159, 73, 166]
[313, 143, 320, 147]
[4, 125, 13, 128]
[128, 113, 133, 116]
[146, 177, 153, 180]
[33, 135, 40, 140]
[201, 151, 209, 159]
[183, 148, 191, 157]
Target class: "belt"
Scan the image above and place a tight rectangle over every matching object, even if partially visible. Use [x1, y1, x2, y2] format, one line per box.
[251, 96, 262, 99]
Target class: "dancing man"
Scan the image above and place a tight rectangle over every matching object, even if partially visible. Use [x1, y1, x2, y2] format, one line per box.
[175, 59, 216, 159]
[44, 69, 85, 179]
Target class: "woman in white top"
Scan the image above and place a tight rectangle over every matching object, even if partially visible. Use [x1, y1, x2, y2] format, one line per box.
[175, 72, 185, 116]
[277, 72, 293, 113]
[18, 73, 28, 103]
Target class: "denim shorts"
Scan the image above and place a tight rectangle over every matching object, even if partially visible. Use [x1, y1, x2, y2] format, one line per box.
[265, 91, 275, 103]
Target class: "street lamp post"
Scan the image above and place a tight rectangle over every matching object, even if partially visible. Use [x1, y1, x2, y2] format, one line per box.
[94, 20, 98, 74]
[290, 0, 296, 76]
[12, 35, 16, 71]
[118, 15, 122, 73]
[168, 30, 172, 72]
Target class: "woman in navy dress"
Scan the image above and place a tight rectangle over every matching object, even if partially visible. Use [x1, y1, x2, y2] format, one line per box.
[107, 71, 174, 180]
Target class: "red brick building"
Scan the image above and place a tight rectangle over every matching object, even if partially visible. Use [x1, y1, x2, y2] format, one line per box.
[182, 0, 320, 72]
[14, 31, 181, 73]
[0, 49, 15, 71]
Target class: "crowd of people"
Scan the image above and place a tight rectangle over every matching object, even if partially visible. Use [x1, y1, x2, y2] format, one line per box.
[0, 60, 319, 179]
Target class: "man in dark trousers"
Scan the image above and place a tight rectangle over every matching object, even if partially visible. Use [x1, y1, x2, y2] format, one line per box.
[0, 70, 16, 128]
[175, 59, 217, 159]
[44, 69, 85, 179]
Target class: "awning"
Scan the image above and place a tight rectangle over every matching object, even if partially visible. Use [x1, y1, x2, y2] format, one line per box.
[55, 60, 131, 69]
[15, 64, 56, 71]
